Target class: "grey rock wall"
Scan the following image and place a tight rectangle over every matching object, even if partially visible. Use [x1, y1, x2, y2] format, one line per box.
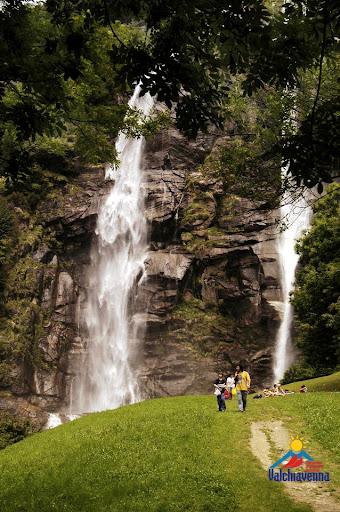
[1, 128, 282, 421]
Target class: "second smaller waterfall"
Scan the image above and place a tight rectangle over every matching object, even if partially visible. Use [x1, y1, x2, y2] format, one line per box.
[273, 186, 312, 383]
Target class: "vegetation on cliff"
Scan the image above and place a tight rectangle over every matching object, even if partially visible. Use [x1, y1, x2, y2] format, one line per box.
[0, 193, 16, 299]
[1, 1, 339, 189]
[171, 296, 236, 356]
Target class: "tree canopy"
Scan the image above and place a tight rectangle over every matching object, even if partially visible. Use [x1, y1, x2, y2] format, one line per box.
[290, 184, 340, 376]
[0, 0, 339, 189]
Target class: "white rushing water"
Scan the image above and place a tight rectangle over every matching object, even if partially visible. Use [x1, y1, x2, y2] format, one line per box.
[73, 85, 154, 413]
[273, 182, 312, 383]
[46, 413, 62, 429]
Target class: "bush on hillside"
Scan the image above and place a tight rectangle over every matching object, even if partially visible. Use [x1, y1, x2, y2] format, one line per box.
[281, 362, 334, 385]
[0, 413, 33, 450]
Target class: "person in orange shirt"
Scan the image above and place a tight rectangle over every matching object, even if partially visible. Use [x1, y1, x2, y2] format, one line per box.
[234, 364, 251, 412]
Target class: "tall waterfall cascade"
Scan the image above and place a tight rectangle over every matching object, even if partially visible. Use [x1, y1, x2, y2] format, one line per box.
[273, 181, 312, 383]
[72, 85, 154, 414]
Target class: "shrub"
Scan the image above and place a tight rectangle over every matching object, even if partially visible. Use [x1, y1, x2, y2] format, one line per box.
[0, 413, 32, 450]
[281, 362, 334, 384]
[0, 362, 13, 388]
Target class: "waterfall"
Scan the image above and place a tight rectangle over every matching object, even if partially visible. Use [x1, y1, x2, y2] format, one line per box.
[273, 181, 312, 383]
[73, 85, 154, 413]
[46, 413, 62, 429]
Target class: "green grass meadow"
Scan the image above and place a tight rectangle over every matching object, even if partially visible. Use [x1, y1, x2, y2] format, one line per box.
[0, 391, 339, 512]
[283, 372, 340, 392]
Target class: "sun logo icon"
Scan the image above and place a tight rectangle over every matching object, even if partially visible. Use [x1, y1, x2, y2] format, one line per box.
[290, 435, 304, 453]
[270, 435, 313, 469]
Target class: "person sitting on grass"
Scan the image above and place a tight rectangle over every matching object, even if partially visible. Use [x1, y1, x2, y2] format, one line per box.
[263, 387, 274, 397]
[299, 384, 308, 393]
[214, 373, 227, 412]
[278, 384, 286, 395]
[263, 385, 293, 397]
[273, 384, 285, 396]
[234, 364, 251, 412]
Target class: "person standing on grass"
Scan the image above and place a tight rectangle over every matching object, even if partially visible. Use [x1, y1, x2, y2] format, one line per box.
[214, 373, 227, 412]
[234, 364, 251, 412]
[226, 373, 235, 399]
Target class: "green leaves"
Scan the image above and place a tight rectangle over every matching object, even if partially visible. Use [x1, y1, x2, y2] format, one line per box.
[1, 0, 340, 188]
[282, 95, 340, 188]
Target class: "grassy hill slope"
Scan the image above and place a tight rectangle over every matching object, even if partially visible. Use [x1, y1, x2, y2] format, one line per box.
[0, 394, 339, 512]
[284, 372, 340, 392]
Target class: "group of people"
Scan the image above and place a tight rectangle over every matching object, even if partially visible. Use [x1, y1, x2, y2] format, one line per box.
[254, 383, 308, 399]
[214, 367, 308, 411]
[261, 383, 308, 397]
[261, 383, 292, 397]
[213, 365, 250, 413]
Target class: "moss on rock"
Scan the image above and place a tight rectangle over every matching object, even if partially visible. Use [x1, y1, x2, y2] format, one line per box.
[182, 191, 216, 230]
[0, 196, 17, 299]
[0, 362, 14, 388]
[171, 297, 235, 356]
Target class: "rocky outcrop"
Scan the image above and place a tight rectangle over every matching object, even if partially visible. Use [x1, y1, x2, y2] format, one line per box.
[137, 129, 281, 393]
[0, 127, 282, 422]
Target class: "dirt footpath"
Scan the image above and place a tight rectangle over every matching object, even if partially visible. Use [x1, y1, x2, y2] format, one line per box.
[250, 421, 340, 512]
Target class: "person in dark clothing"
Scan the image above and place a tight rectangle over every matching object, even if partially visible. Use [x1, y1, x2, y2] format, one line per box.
[214, 373, 227, 411]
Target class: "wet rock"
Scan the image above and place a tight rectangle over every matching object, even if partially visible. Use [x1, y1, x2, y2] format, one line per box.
[32, 244, 53, 263]
[55, 271, 74, 307]
[33, 368, 63, 398]
[144, 169, 186, 225]
[141, 337, 217, 397]
[217, 196, 274, 233]
[145, 251, 193, 281]
[188, 171, 224, 196]
[144, 128, 217, 171]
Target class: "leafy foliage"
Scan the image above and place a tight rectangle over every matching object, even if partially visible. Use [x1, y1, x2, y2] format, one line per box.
[282, 369, 340, 390]
[281, 362, 331, 384]
[0, 3, 167, 188]
[1, 0, 339, 189]
[282, 84, 340, 189]
[0, 413, 33, 450]
[0, 196, 16, 298]
[291, 183, 340, 372]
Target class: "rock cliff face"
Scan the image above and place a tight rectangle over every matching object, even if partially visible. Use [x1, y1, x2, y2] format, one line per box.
[139, 129, 281, 395]
[0, 128, 282, 421]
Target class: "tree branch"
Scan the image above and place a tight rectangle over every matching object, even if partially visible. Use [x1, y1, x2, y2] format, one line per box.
[310, 2, 328, 137]
[103, 0, 127, 48]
